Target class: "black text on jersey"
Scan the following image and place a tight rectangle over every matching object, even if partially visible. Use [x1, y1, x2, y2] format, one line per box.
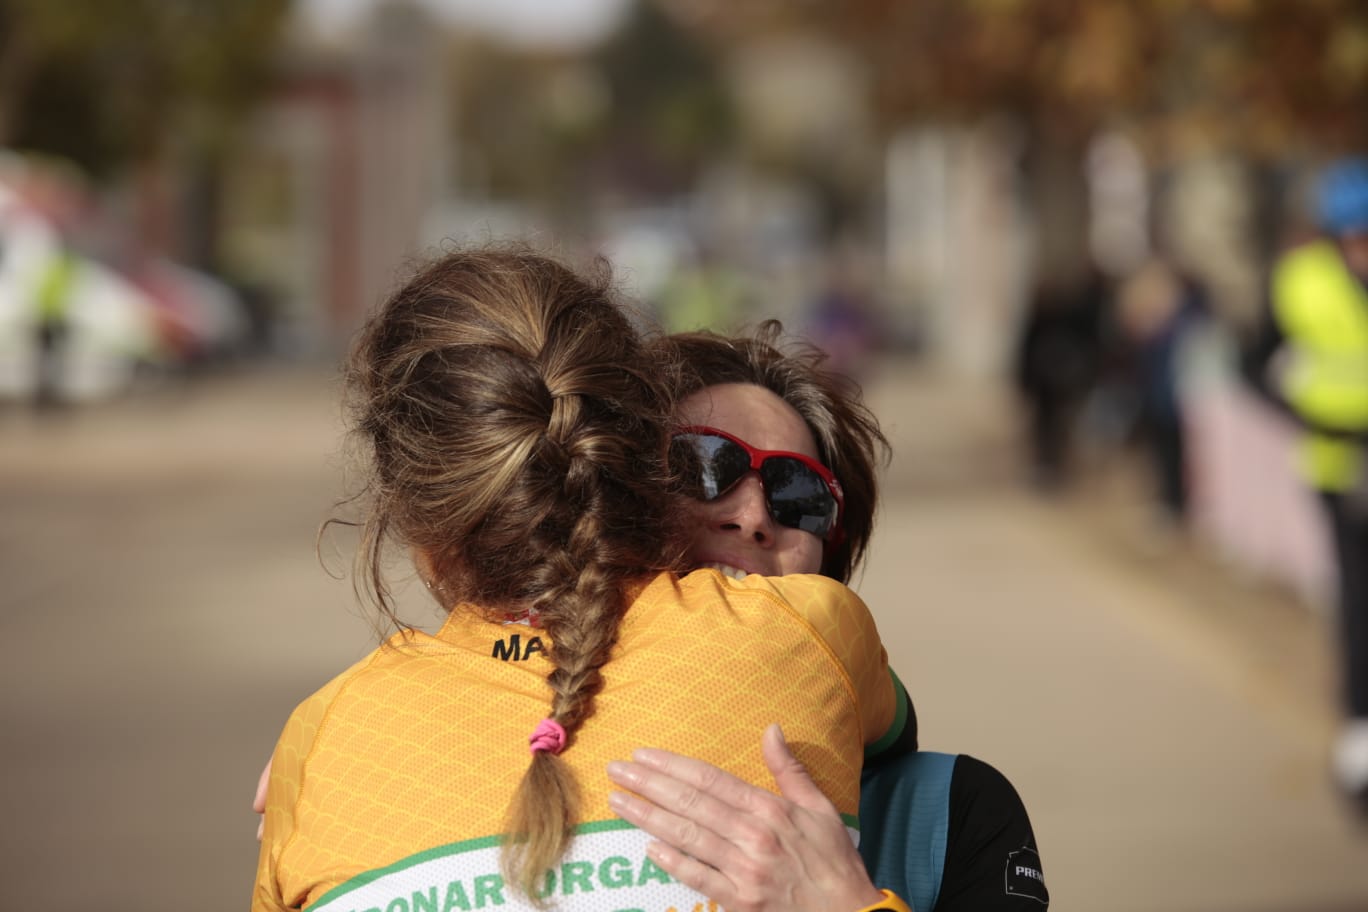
[493, 634, 545, 662]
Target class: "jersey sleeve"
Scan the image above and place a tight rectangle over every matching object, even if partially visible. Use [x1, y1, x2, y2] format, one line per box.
[936, 756, 1048, 911]
[252, 653, 378, 911]
[757, 574, 910, 757]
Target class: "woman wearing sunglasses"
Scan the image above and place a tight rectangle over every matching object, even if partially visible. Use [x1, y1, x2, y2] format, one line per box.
[252, 251, 916, 912]
[606, 325, 1048, 912]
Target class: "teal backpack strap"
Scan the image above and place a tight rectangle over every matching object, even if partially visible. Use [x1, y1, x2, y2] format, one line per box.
[858, 751, 957, 912]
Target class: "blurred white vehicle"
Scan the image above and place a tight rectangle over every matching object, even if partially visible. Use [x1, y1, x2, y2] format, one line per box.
[0, 184, 161, 402]
[134, 257, 251, 362]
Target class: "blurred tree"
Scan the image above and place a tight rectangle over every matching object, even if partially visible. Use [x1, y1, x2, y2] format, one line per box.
[590, 0, 735, 197]
[444, 0, 732, 222]
[0, 0, 293, 264]
[668, 0, 1368, 271]
[447, 38, 587, 204]
[0, 0, 291, 175]
[677, 0, 1368, 152]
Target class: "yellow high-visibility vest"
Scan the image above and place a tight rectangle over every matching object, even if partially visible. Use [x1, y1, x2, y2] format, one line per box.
[1272, 239, 1368, 491]
[35, 250, 78, 324]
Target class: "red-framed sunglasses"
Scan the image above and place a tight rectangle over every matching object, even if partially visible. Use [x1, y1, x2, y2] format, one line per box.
[671, 425, 845, 542]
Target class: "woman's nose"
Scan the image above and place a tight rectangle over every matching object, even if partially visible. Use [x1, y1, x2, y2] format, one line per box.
[712, 474, 775, 543]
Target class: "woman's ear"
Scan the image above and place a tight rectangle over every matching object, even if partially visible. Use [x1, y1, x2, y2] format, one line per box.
[412, 547, 441, 593]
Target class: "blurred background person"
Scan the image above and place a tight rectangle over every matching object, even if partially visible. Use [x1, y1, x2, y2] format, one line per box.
[656, 241, 750, 333]
[1246, 157, 1368, 814]
[29, 225, 77, 409]
[1113, 248, 1211, 526]
[1012, 267, 1108, 490]
[806, 245, 881, 378]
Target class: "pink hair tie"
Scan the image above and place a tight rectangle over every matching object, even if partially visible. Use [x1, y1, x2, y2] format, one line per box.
[529, 718, 567, 756]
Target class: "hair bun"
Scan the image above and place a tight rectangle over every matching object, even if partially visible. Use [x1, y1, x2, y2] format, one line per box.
[546, 389, 579, 444]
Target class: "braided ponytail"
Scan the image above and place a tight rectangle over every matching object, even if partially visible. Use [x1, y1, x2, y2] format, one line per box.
[344, 245, 686, 899]
[501, 485, 627, 897]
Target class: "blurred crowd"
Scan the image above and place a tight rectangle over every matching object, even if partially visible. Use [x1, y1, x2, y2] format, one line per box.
[1008, 155, 1368, 813]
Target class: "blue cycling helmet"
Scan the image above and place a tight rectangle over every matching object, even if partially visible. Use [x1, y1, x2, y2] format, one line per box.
[1319, 157, 1368, 235]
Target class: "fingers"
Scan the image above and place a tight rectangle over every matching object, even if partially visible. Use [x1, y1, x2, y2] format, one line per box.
[254, 757, 272, 842]
[606, 788, 778, 912]
[253, 757, 272, 814]
[625, 745, 767, 810]
[606, 734, 886, 912]
[606, 768, 743, 872]
[761, 724, 836, 816]
[639, 838, 739, 909]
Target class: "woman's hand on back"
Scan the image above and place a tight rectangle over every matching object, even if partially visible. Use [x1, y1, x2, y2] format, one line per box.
[606, 724, 887, 912]
[253, 757, 272, 840]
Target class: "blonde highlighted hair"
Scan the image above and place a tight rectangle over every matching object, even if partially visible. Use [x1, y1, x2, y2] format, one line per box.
[343, 245, 684, 897]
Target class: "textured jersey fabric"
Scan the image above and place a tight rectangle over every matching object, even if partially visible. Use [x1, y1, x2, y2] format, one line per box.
[254, 569, 906, 911]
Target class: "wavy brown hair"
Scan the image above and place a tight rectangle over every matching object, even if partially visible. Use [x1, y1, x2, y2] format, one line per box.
[656, 321, 889, 583]
[344, 245, 684, 898]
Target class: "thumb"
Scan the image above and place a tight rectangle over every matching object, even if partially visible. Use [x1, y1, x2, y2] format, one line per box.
[761, 723, 833, 813]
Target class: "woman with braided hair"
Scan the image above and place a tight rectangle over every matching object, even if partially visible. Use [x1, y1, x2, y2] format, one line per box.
[252, 247, 913, 912]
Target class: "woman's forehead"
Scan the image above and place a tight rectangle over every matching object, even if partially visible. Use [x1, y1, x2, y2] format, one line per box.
[678, 383, 819, 460]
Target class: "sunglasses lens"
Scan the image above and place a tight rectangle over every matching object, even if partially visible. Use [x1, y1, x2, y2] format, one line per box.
[673, 431, 840, 539]
[760, 458, 839, 537]
[671, 433, 751, 500]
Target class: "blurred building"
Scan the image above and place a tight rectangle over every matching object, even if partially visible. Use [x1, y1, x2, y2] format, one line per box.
[220, 0, 452, 354]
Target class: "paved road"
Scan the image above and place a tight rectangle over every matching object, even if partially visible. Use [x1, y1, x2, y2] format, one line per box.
[2, 361, 1366, 911]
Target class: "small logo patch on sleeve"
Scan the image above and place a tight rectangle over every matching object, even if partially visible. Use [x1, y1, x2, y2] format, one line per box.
[1005, 846, 1049, 905]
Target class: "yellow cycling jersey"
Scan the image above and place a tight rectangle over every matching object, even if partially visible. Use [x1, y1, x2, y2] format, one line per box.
[254, 569, 909, 912]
